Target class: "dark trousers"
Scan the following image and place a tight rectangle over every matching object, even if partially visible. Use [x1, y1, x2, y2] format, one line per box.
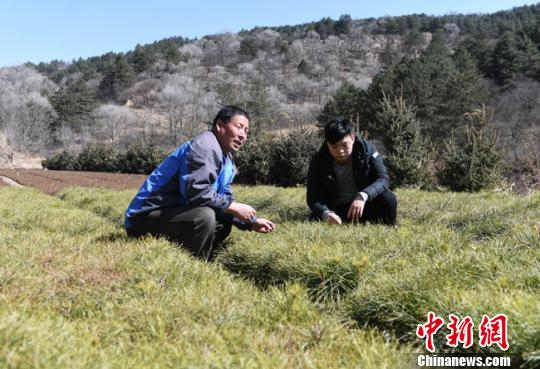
[126, 206, 232, 261]
[312, 190, 397, 225]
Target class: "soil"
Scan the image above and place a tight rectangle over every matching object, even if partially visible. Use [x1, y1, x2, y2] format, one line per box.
[0, 169, 146, 195]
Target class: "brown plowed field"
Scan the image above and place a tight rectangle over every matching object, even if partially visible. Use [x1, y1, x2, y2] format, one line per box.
[0, 169, 146, 194]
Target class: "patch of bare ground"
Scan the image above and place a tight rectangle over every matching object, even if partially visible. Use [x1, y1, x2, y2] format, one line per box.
[0, 169, 146, 194]
[12, 152, 44, 169]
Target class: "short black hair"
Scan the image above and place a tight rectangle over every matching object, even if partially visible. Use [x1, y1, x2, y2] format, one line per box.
[324, 117, 353, 144]
[213, 105, 250, 126]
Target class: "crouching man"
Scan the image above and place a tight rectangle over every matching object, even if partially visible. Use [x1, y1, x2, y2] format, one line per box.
[307, 118, 397, 225]
[124, 105, 275, 260]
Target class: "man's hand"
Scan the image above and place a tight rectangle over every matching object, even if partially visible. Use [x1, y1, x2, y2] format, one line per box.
[326, 212, 342, 225]
[225, 201, 256, 222]
[347, 195, 365, 223]
[251, 218, 276, 233]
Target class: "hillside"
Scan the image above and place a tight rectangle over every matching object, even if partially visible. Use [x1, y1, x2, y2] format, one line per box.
[0, 4, 539, 186]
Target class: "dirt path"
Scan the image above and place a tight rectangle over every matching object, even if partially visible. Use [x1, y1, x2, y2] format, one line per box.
[0, 169, 146, 194]
[0, 176, 24, 188]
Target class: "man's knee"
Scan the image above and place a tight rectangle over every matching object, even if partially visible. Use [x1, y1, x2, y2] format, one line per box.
[380, 190, 397, 209]
[371, 190, 397, 225]
[192, 207, 217, 233]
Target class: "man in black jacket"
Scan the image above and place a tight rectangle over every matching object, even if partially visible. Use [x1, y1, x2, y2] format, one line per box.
[307, 118, 397, 225]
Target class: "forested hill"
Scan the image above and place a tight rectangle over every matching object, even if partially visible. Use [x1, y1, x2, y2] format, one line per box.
[30, 4, 540, 83]
[0, 3, 539, 176]
[29, 4, 540, 86]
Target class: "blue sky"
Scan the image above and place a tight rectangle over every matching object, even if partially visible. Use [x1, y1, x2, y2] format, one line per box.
[1, 0, 538, 67]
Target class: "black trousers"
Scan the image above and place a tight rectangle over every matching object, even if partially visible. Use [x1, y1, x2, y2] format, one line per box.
[126, 206, 232, 261]
[312, 190, 397, 225]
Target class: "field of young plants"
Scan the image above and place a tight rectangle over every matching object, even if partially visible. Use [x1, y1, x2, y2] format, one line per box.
[0, 183, 538, 368]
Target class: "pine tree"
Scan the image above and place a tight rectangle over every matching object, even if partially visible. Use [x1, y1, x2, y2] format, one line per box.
[239, 37, 259, 58]
[516, 34, 540, 80]
[247, 79, 273, 132]
[438, 105, 505, 191]
[314, 17, 335, 39]
[416, 31, 456, 119]
[366, 33, 487, 140]
[297, 59, 312, 76]
[50, 79, 97, 133]
[443, 49, 488, 125]
[488, 32, 540, 83]
[97, 55, 135, 103]
[317, 83, 367, 133]
[404, 27, 425, 52]
[335, 14, 352, 35]
[460, 36, 493, 76]
[489, 31, 521, 84]
[216, 82, 246, 108]
[376, 92, 433, 188]
[162, 42, 182, 64]
[132, 44, 153, 74]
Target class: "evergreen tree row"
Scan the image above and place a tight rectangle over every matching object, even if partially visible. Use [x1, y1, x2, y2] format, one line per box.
[318, 32, 487, 140]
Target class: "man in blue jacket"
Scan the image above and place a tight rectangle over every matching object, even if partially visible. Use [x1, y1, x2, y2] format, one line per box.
[125, 105, 275, 260]
[307, 118, 397, 225]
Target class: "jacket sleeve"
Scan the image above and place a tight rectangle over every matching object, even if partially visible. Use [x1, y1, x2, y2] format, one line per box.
[306, 156, 330, 218]
[216, 177, 254, 231]
[182, 139, 233, 210]
[216, 211, 254, 231]
[361, 145, 390, 201]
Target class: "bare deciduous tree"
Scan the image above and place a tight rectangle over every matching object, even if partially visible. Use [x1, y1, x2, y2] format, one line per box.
[0, 66, 56, 153]
[132, 108, 162, 145]
[94, 104, 136, 145]
[180, 43, 203, 60]
[160, 74, 216, 145]
[489, 80, 540, 159]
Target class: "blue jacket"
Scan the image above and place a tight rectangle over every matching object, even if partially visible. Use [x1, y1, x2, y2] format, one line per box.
[124, 131, 250, 230]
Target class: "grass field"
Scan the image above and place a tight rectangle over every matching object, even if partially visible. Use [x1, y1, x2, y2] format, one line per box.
[1, 185, 538, 368]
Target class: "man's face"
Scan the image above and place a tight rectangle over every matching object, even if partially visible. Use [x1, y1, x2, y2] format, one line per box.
[215, 114, 250, 153]
[327, 134, 355, 164]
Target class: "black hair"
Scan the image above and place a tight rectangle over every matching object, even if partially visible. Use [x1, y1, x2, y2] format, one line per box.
[324, 117, 353, 144]
[212, 105, 250, 126]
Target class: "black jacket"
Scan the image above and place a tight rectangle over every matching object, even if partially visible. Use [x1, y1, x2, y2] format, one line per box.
[306, 136, 390, 218]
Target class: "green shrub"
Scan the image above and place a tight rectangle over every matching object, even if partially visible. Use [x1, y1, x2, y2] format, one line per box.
[76, 144, 119, 172]
[235, 132, 274, 184]
[43, 144, 166, 174]
[438, 106, 505, 192]
[269, 127, 321, 187]
[235, 128, 321, 187]
[116, 144, 165, 175]
[42, 150, 80, 171]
